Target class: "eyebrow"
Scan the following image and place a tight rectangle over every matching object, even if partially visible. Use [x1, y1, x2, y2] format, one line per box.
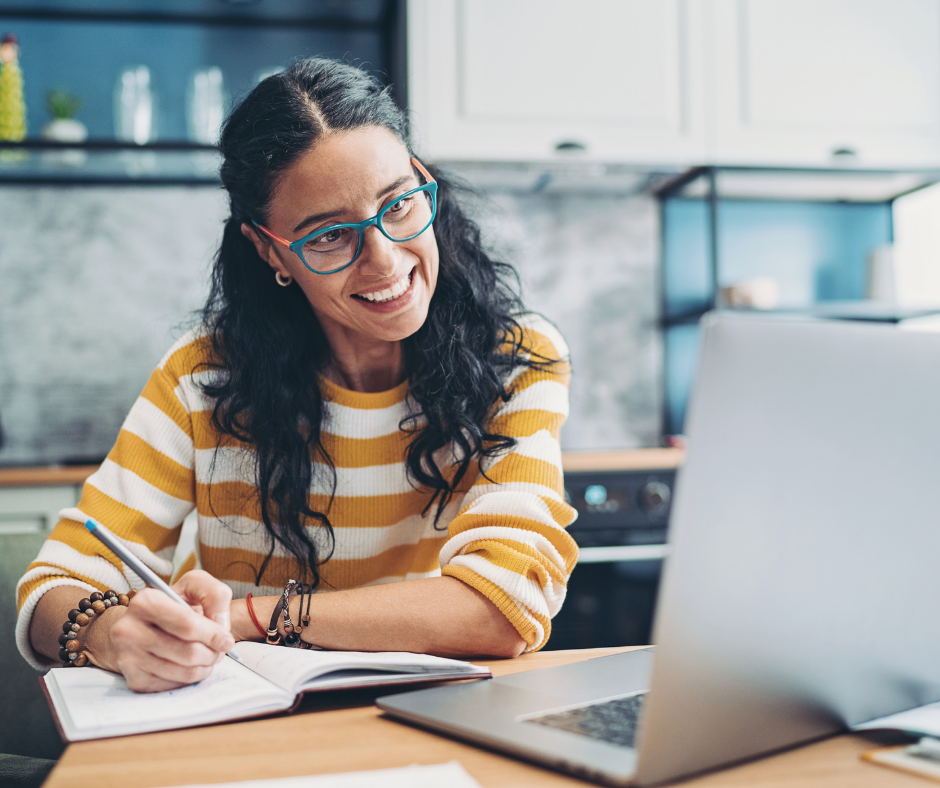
[291, 174, 416, 235]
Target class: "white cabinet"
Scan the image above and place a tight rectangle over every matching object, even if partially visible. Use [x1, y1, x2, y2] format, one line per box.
[408, 0, 940, 167]
[407, 0, 707, 163]
[711, 0, 940, 167]
[0, 485, 80, 534]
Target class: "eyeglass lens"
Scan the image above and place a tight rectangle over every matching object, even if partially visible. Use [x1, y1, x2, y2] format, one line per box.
[302, 189, 434, 272]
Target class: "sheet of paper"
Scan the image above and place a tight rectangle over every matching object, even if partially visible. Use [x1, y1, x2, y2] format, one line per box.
[234, 641, 488, 695]
[50, 656, 291, 739]
[155, 761, 482, 788]
[854, 700, 940, 737]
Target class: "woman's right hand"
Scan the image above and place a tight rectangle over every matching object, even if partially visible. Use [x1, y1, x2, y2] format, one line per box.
[89, 570, 236, 693]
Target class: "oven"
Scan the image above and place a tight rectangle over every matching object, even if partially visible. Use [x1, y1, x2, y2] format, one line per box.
[545, 462, 678, 651]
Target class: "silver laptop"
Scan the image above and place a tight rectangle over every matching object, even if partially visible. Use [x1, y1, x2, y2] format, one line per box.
[379, 313, 940, 785]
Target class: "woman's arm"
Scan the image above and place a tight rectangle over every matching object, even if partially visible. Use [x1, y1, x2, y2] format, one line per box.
[30, 572, 235, 692]
[231, 576, 526, 658]
[432, 318, 578, 653]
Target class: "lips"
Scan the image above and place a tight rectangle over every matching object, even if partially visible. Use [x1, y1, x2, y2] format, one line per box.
[353, 269, 414, 304]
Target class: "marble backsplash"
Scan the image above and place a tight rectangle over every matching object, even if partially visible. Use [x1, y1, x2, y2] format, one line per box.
[469, 188, 662, 451]
[0, 178, 660, 465]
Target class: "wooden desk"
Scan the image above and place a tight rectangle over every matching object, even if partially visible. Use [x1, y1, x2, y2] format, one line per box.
[45, 647, 919, 788]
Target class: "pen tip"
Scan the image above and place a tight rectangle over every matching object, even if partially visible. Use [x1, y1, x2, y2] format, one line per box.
[84, 520, 96, 532]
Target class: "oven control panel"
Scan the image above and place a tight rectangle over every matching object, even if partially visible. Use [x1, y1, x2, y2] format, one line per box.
[563, 469, 676, 547]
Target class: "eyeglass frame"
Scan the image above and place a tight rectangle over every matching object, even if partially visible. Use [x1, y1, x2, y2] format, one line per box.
[251, 157, 438, 276]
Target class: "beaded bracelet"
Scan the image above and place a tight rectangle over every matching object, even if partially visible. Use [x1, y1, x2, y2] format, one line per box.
[58, 589, 135, 667]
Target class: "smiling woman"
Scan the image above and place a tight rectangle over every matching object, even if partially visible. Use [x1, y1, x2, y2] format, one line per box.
[15, 58, 578, 693]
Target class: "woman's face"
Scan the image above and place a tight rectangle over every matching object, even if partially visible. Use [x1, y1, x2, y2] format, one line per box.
[245, 126, 439, 351]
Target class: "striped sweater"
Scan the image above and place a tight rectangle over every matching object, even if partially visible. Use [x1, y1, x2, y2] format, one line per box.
[16, 315, 578, 670]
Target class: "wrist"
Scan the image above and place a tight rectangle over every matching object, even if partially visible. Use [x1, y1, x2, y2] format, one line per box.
[82, 604, 126, 673]
[231, 597, 265, 642]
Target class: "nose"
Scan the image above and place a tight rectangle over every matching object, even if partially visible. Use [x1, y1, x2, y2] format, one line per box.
[355, 224, 399, 276]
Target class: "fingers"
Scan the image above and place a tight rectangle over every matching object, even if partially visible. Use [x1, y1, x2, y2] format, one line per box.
[119, 653, 217, 693]
[130, 588, 235, 654]
[174, 570, 234, 633]
[120, 617, 221, 669]
[106, 573, 236, 693]
[110, 593, 233, 693]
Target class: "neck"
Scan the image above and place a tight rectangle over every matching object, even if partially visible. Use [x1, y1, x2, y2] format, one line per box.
[325, 341, 406, 393]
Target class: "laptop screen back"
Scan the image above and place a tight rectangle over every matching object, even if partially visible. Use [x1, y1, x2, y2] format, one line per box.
[637, 314, 940, 785]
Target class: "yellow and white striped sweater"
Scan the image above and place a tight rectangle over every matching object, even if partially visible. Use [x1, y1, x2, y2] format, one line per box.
[16, 315, 578, 669]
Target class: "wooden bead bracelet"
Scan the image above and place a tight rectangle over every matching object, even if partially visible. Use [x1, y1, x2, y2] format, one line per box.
[58, 589, 136, 667]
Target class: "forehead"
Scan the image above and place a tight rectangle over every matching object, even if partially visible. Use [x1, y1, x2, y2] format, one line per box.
[271, 126, 412, 212]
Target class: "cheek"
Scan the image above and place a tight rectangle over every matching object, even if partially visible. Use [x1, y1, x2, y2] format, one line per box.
[296, 273, 348, 313]
[419, 237, 440, 292]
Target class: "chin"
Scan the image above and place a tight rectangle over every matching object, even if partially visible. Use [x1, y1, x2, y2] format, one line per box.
[378, 307, 431, 343]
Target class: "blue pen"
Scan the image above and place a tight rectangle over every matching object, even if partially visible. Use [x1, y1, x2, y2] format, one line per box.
[84, 518, 241, 661]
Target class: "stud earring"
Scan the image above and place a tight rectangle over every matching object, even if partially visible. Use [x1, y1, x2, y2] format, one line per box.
[275, 271, 292, 287]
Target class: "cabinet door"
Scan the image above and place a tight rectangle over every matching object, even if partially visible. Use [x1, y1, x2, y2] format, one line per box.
[711, 0, 940, 166]
[407, 0, 706, 162]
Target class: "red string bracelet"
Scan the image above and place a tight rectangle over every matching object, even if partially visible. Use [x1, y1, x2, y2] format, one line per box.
[245, 593, 266, 639]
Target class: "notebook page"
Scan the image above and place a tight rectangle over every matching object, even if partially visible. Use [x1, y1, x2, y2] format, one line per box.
[854, 700, 940, 737]
[233, 641, 488, 695]
[47, 655, 293, 741]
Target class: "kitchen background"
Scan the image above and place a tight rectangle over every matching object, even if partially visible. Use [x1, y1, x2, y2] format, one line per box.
[0, 183, 661, 465]
[4, 0, 940, 761]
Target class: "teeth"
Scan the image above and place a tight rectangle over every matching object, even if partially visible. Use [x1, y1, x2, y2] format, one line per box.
[360, 274, 410, 303]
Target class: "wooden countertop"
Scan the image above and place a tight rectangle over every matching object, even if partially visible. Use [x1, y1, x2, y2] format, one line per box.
[0, 464, 100, 488]
[0, 449, 685, 488]
[44, 646, 919, 788]
[562, 447, 685, 472]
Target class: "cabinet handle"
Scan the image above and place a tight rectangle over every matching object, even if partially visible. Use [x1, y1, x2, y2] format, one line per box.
[554, 140, 588, 154]
[830, 146, 858, 160]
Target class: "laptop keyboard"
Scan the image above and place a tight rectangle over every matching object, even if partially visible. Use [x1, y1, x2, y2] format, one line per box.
[525, 692, 647, 749]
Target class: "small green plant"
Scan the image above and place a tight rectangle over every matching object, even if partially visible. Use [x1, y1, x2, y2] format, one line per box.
[46, 89, 81, 120]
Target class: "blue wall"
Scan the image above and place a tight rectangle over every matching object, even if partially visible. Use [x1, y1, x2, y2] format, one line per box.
[663, 198, 893, 434]
[0, 18, 385, 140]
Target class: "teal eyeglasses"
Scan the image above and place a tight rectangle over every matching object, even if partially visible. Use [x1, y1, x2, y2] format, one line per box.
[252, 158, 438, 275]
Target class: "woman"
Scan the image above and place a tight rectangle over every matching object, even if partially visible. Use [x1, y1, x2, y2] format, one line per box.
[16, 59, 577, 692]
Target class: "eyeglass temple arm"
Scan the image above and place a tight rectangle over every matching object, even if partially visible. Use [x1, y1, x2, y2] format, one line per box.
[251, 219, 291, 249]
[411, 157, 435, 184]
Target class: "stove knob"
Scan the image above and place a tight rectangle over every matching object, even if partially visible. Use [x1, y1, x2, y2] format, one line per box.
[639, 481, 671, 513]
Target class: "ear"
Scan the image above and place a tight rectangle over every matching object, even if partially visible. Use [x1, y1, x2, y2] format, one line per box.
[241, 222, 289, 276]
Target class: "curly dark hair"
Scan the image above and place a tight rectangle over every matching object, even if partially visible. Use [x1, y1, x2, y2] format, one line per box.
[200, 58, 550, 589]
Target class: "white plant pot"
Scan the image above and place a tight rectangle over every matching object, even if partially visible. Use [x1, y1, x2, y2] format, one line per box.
[42, 118, 88, 167]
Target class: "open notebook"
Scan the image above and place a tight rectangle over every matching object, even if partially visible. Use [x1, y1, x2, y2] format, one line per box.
[42, 641, 490, 742]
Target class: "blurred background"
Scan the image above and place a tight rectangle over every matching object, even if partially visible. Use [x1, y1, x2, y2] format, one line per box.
[2, 0, 940, 761]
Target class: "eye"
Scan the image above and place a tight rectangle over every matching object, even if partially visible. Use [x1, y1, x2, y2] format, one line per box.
[315, 229, 344, 244]
[385, 195, 414, 217]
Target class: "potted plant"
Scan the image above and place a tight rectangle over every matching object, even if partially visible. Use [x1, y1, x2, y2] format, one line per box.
[43, 89, 86, 166]
[44, 89, 86, 141]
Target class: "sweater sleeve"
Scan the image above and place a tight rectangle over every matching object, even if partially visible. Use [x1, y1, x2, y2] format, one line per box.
[439, 316, 578, 652]
[15, 335, 200, 670]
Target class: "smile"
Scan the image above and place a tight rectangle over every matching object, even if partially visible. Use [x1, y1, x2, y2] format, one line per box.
[354, 270, 414, 304]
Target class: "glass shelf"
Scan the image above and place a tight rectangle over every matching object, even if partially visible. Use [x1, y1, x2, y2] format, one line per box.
[0, 4, 396, 142]
[663, 303, 940, 328]
[658, 165, 940, 436]
[656, 165, 940, 203]
[0, 140, 221, 184]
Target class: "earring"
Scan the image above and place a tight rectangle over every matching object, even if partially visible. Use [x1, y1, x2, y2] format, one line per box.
[275, 271, 292, 287]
